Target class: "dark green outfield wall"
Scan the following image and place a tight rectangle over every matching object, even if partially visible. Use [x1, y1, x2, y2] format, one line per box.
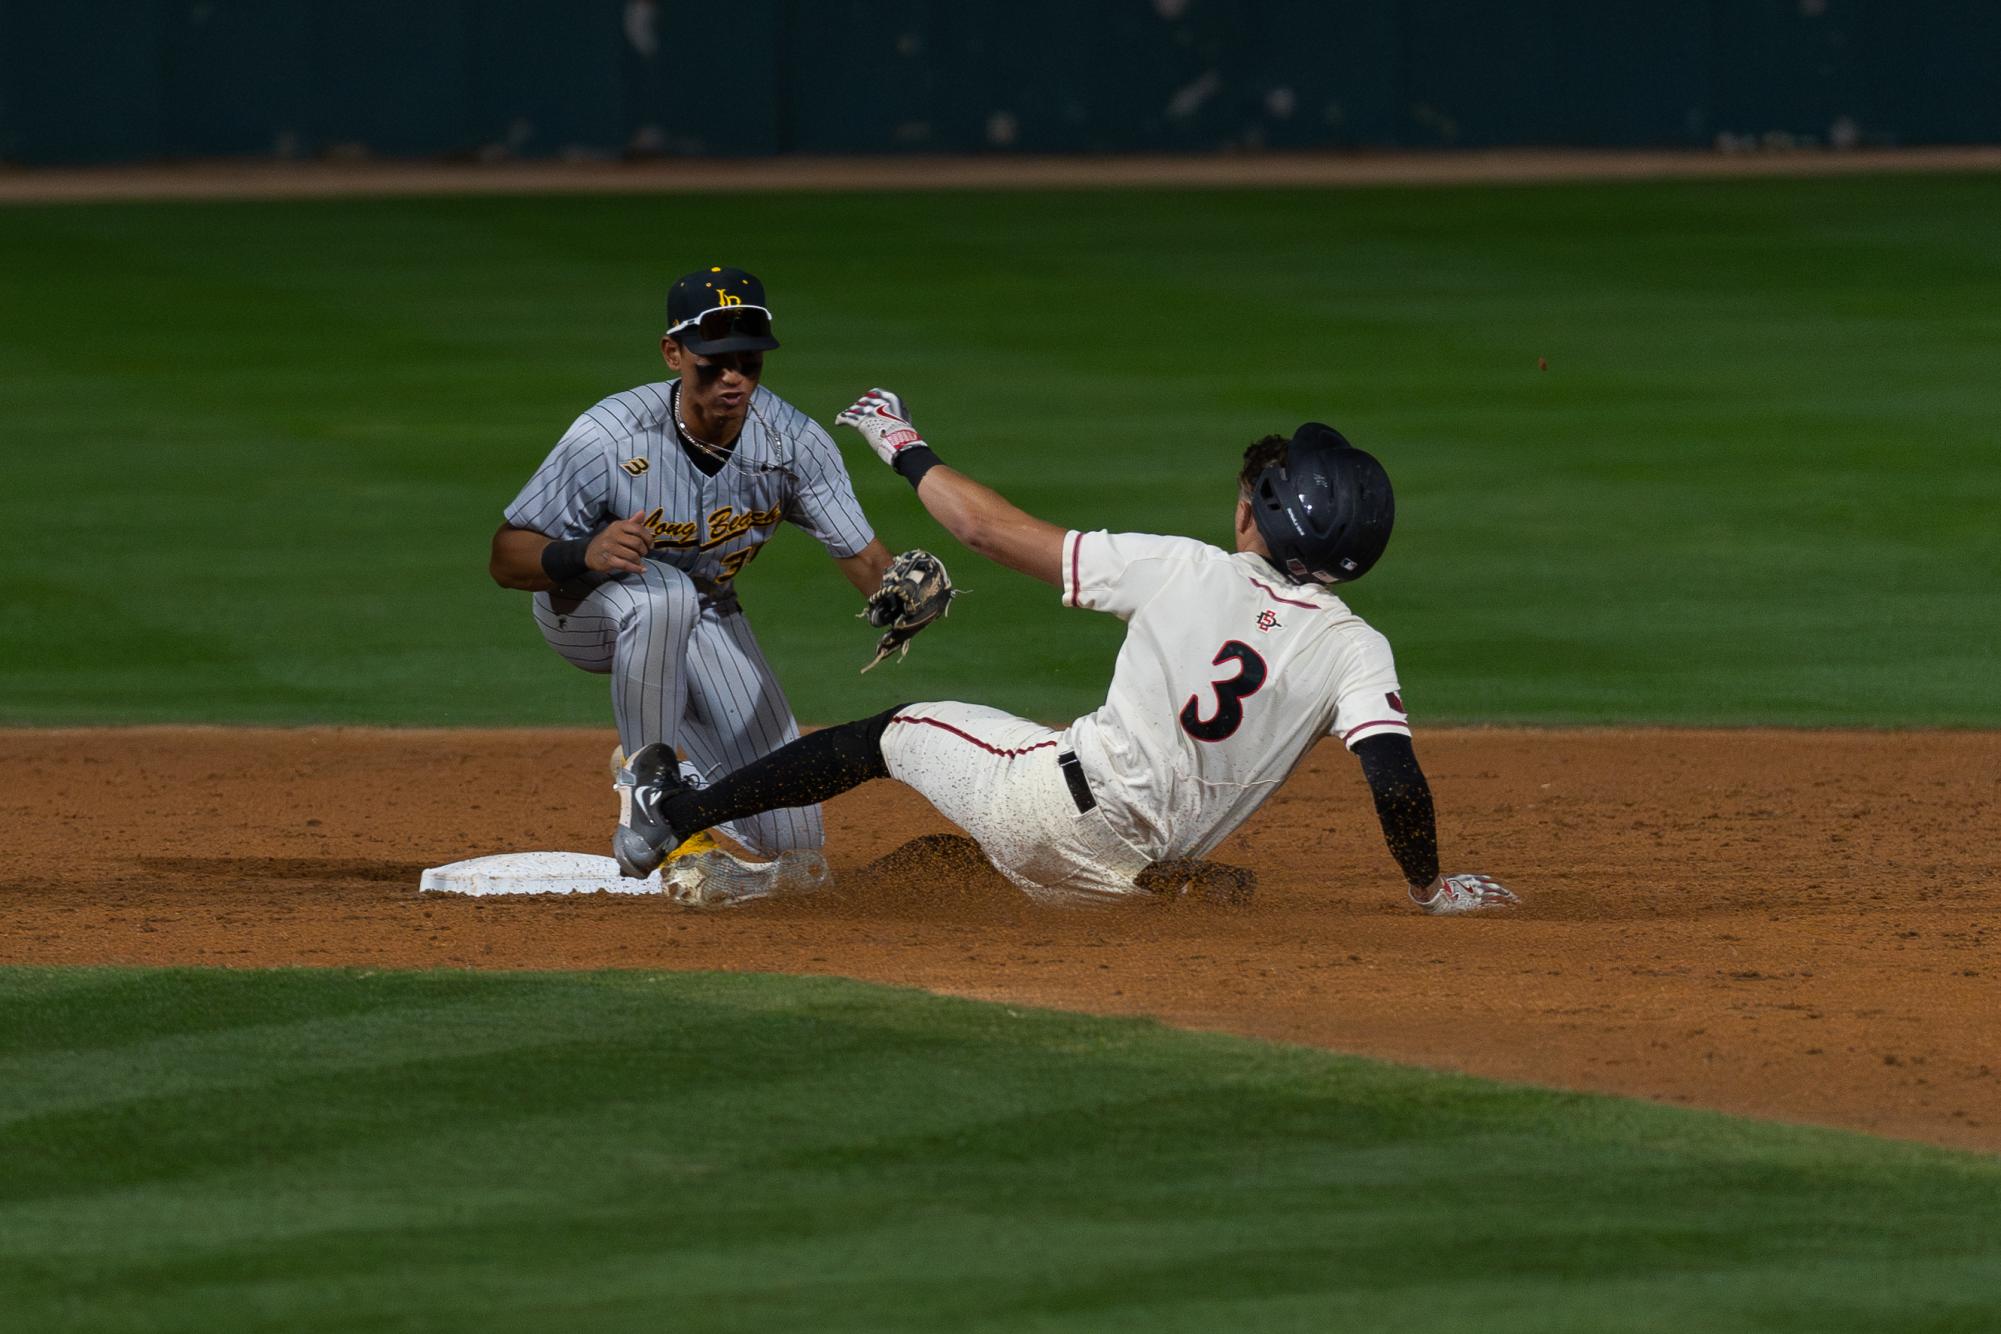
[1, 0, 1994, 165]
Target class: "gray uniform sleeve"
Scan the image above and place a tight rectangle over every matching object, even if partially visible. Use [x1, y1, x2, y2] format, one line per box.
[503, 413, 613, 539]
[784, 417, 875, 559]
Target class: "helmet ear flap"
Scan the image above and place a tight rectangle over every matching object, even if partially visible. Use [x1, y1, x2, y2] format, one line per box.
[1248, 465, 1293, 557]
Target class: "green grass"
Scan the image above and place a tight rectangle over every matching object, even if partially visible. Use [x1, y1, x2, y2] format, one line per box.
[2, 175, 1998, 726]
[0, 967, 1993, 1332]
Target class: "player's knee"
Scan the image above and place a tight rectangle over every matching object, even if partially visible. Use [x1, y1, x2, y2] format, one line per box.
[862, 703, 915, 752]
[834, 703, 911, 782]
[617, 564, 699, 633]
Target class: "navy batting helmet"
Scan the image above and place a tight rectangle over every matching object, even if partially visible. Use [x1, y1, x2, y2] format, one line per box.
[1247, 423, 1396, 585]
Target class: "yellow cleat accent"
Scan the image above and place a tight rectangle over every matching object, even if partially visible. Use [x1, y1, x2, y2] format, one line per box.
[666, 829, 719, 861]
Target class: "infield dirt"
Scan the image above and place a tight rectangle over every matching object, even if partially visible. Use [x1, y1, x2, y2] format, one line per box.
[3, 726, 1994, 1153]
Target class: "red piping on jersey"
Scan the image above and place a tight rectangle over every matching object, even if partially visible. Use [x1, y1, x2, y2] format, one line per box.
[1248, 576, 1320, 610]
[1341, 718, 1411, 742]
[890, 715, 1059, 758]
[1068, 532, 1083, 606]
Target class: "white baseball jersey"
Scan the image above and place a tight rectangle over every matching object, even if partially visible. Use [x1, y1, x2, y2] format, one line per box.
[1060, 530, 1409, 861]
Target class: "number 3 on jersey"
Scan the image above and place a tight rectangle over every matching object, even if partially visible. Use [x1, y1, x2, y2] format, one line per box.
[716, 543, 762, 582]
[1179, 640, 1268, 742]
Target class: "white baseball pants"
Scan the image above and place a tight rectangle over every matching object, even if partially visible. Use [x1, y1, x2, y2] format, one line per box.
[880, 702, 1152, 906]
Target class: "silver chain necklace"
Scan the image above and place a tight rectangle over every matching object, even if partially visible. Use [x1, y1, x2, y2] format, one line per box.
[670, 382, 735, 463]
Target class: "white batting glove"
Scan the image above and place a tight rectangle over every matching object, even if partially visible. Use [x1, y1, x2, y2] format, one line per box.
[1411, 873, 1520, 915]
[835, 388, 929, 467]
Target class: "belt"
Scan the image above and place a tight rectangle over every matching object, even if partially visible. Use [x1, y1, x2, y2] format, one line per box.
[1057, 749, 1096, 814]
[695, 580, 742, 615]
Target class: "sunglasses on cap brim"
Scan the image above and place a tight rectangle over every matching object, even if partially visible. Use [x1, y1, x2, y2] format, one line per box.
[667, 304, 774, 342]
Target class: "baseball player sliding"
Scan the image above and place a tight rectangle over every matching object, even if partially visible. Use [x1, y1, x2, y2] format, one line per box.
[613, 389, 1517, 915]
[489, 270, 952, 881]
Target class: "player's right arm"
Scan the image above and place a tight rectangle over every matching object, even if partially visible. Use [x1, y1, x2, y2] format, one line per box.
[491, 413, 649, 590]
[487, 514, 651, 590]
[834, 388, 1066, 586]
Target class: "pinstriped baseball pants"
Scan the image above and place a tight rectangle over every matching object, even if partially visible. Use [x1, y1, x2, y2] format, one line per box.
[531, 561, 822, 855]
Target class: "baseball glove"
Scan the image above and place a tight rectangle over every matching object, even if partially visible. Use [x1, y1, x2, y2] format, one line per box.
[860, 549, 959, 672]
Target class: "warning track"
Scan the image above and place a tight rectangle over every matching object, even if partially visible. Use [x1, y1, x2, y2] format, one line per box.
[4, 146, 1998, 205]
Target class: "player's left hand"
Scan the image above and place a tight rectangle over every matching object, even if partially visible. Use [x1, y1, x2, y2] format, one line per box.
[859, 549, 959, 673]
[1410, 873, 1519, 915]
[836, 388, 929, 467]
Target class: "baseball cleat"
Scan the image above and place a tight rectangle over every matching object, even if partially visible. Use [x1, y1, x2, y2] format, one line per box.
[1411, 873, 1520, 916]
[664, 849, 831, 910]
[612, 743, 689, 879]
[614, 744, 717, 861]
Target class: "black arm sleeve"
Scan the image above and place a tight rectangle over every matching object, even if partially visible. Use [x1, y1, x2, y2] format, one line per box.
[1353, 733, 1439, 889]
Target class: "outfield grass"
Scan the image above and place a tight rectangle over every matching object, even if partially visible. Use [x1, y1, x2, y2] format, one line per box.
[1, 174, 1997, 728]
[0, 967, 1993, 1333]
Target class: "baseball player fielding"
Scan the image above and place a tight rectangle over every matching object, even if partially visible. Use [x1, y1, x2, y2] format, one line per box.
[488, 267, 951, 887]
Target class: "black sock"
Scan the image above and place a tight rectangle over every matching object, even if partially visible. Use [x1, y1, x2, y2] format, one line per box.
[664, 705, 906, 837]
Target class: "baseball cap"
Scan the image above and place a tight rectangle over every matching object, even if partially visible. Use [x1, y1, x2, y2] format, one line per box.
[666, 266, 781, 354]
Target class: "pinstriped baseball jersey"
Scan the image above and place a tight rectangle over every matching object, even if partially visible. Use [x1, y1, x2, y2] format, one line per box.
[504, 380, 874, 599]
[1059, 530, 1408, 860]
[501, 377, 874, 857]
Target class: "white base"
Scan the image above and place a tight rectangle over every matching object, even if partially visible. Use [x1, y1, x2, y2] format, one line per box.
[419, 851, 662, 897]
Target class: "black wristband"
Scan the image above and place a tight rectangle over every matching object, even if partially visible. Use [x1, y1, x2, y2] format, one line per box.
[891, 445, 944, 489]
[540, 536, 593, 584]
